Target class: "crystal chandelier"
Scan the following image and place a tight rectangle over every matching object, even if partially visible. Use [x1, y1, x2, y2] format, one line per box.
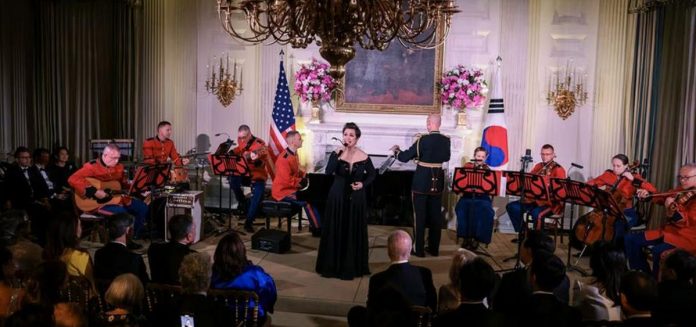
[216, 0, 459, 87]
[546, 60, 588, 120]
[205, 54, 243, 107]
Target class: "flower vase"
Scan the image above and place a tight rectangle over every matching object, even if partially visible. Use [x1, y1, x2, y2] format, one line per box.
[308, 100, 322, 124]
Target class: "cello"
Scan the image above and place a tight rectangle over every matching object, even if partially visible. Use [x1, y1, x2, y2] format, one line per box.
[573, 162, 640, 246]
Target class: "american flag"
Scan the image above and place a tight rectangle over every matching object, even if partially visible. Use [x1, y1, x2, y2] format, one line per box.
[267, 59, 296, 176]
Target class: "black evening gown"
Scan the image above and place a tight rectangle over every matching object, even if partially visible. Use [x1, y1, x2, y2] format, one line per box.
[315, 152, 376, 280]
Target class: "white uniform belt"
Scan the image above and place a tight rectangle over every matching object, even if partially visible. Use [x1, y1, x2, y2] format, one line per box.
[417, 162, 443, 168]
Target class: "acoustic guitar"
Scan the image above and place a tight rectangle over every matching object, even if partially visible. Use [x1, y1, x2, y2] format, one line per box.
[74, 177, 128, 212]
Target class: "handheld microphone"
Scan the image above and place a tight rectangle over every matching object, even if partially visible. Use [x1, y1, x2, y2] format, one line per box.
[571, 163, 584, 169]
[331, 137, 348, 147]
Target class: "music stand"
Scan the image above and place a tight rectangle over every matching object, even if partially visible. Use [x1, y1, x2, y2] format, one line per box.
[452, 166, 499, 257]
[208, 153, 250, 234]
[502, 171, 550, 268]
[130, 163, 171, 240]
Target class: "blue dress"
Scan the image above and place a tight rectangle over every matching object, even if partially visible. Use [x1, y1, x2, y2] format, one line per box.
[210, 265, 277, 322]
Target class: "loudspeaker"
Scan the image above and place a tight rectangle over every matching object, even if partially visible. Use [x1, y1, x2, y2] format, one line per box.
[165, 191, 203, 243]
[251, 229, 290, 253]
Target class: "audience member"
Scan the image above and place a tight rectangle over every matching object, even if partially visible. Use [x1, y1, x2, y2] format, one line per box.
[154, 253, 231, 327]
[437, 248, 477, 313]
[0, 248, 24, 320]
[520, 252, 581, 327]
[94, 213, 149, 288]
[96, 273, 148, 327]
[0, 210, 43, 280]
[572, 241, 624, 322]
[30, 148, 57, 200]
[54, 302, 87, 327]
[492, 230, 569, 316]
[48, 146, 77, 197]
[655, 249, 696, 327]
[147, 214, 196, 285]
[211, 232, 276, 325]
[3, 302, 55, 327]
[620, 271, 658, 327]
[44, 212, 93, 283]
[362, 230, 436, 326]
[5, 147, 51, 244]
[24, 261, 68, 308]
[434, 257, 504, 327]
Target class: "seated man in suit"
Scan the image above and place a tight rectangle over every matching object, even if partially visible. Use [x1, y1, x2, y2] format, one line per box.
[492, 230, 570, 317]
[366, 230, 436, 324]
[148, 214, 197, 285]
[435, 257, 504, 327]
[521, 253, 580, 327]
[94, 213, 149, 288]
[620, 271, 659, 327]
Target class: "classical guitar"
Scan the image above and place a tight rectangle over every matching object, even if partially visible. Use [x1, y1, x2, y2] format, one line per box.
[74, 177, 129, 212]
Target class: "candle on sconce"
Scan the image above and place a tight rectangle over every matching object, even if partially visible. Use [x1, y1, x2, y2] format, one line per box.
[233, 60, 237, 80]
[240, 66, 243, 89]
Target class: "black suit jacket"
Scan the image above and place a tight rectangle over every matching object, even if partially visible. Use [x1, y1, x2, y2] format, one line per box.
[492, 267, 570, 316]
[655, 280, 696, 327]
[5, 164, 35, 209]
[28, 165, 55, 199]
[434, 303, 505, 327]
[368, 262, 437, 312]
[147, 241, 195, 285]
[520, 293, 581, 327]
[623, 316, 659, 327]
[94, 242, 149, 285]
[396, 132, 451, 194]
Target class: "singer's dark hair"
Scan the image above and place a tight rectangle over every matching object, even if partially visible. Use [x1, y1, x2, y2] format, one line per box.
[541, 144, 555, 151]
[157, 121, 171, 129]
[238, 125, 250, 132]
[343, 122, 361, 139]
[474, 147, 488, 155]
[612, 154, 629, 165]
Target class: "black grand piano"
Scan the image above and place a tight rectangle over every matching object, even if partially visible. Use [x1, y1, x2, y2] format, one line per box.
[297, 155, 414, 227]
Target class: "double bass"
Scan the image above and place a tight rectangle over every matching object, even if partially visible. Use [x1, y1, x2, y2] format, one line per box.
[573, 162, 640, 246]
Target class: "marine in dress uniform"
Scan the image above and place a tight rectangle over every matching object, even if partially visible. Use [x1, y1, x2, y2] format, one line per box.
[69, 145, 149, 239]
[506, 144, 566, 234]
[455, 147, 495, 250]
[625, 163, 696, 277]
[392, 114, 451, 257]
[142, 136, 183, 165]
[271, 132, 321, 232]
[230, 125, 269, 232]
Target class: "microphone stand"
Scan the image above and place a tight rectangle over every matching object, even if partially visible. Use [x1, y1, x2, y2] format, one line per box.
[503, 153, 533, 268]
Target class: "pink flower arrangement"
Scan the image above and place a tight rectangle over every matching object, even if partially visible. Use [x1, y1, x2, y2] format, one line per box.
[438, 65, 488, 110]
[294, 58, 336, 103]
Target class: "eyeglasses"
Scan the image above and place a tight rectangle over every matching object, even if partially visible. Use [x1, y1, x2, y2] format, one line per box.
[677, 175, 696, 181]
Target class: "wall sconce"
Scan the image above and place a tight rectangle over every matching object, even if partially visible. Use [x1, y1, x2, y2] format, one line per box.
[546, 59, 588, 120]
[205, 53, 243, 107]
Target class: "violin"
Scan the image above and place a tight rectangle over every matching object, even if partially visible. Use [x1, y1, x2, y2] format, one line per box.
[538, 161, 558, 177]
[666, 189, 696, 218]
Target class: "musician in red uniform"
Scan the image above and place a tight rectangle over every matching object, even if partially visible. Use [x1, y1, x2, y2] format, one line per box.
[230, 125, 268, 233]
[68, 143, 148, 249]
[626, 163, 696, 277]
[271, 131, 321, 233]
[587, 154, 657, 240]
[455, 147, 496, 250]
[506, 144, 566, 234]
[142, 121, 190, 166]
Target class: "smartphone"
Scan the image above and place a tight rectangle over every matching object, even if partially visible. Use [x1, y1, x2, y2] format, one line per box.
[180, 314, 195, 327]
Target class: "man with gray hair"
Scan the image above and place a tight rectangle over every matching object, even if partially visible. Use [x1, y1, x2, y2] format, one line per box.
[391, 114, 451, 257]
[69, 143, 148, 249]
[367, 230, 437, 316]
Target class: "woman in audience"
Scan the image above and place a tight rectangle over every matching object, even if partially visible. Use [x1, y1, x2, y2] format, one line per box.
[438, 248, 477, 313]
[211, 232, 276, 326]
[572, 241, 624, 322]
[97, 273, 148, 327]
[48, 146, 77, 197]
[655, 249, 696, 327]
[43, 211, 94, 283]
[0, 247, 23, 321]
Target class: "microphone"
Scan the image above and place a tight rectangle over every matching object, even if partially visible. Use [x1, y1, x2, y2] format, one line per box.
[521, 148, 533, 162]
[331, 137, 348, 147]
[215, 132, 232, 140]
[571, 163, 584, 169]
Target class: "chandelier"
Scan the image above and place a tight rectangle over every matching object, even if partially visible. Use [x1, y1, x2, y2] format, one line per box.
[216, 0, 459, 87]
[546, 60, 588, 120]
[205, 54, 243, 107]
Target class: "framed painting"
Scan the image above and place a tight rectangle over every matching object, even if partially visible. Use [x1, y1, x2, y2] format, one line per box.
[336, 40, 444, 114]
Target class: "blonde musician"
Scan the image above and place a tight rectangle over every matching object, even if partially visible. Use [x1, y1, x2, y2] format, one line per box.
[587, 154, 656, 240]
[142, 121, 190, 166]
[506, 144, 566, 235]
[455, 147, 495, 250]
[230, 124, 268, 233]
[625, 163, 696, 277]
